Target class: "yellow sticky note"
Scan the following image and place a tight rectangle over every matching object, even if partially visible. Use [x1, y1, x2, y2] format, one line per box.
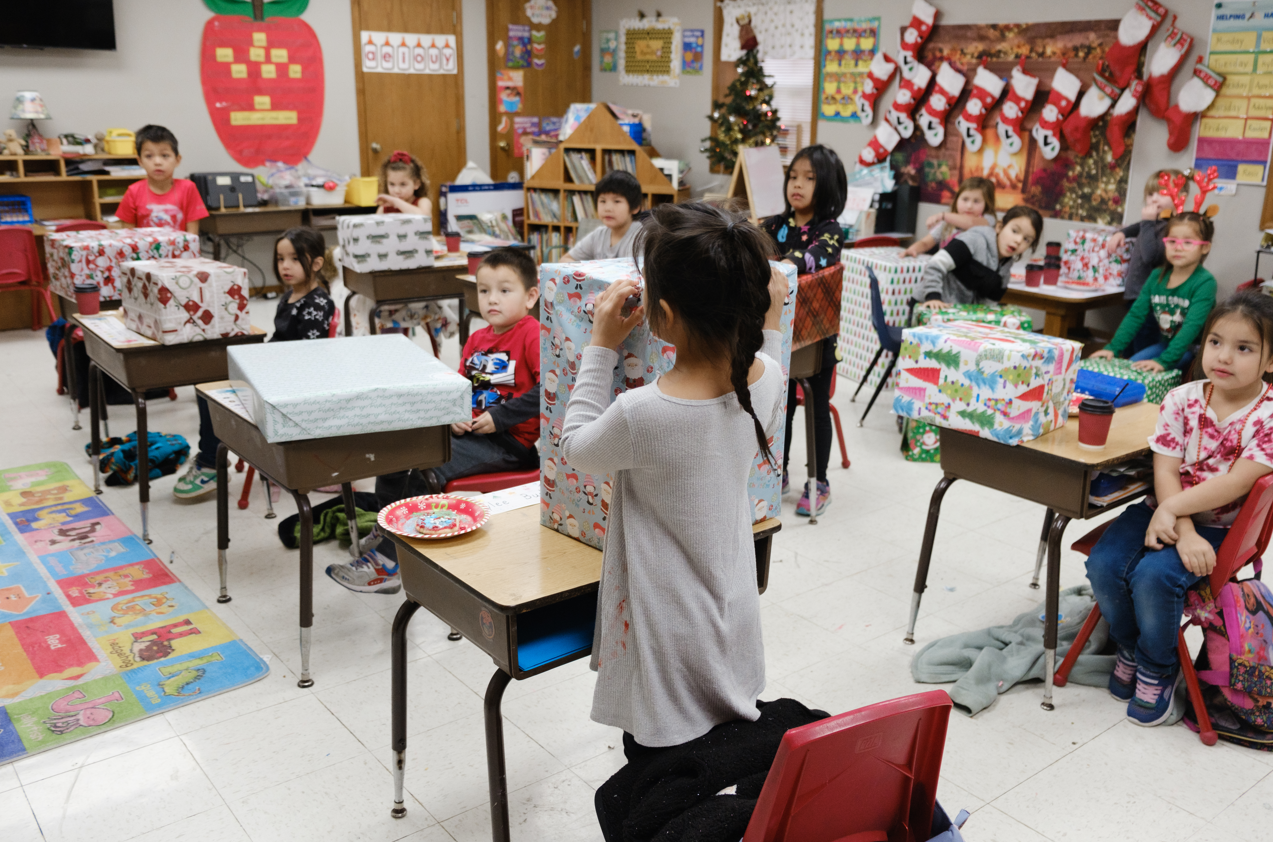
[1222, 75, 1253, 97]
[1214, 31, 1258, 52]
[229, 111, 298, 126]
[1238, 163, 1266, 183]
[249, 46, 265, 62]
[1206, 96, 1248, 118]
[230, 63, 247, 79]
[1250, 98, 1273, 118]
[1258, 53, 1273, 74]
[253, 32, 267, 47]
[288, 64, 302, 78]
[1246, 119, 1272, 139]
[1213, 53, 1257, 74]
[270, 48, 288, 63]
[254, 95, 271, 110]
[260, 63, 276, 78]
[215, 47, 233, 62]
[1199, 117, 1246, 139]
[1253, 74, 1273, 96]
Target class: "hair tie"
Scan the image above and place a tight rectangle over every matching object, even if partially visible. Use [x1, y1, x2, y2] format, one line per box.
[389, 150, 412, 164]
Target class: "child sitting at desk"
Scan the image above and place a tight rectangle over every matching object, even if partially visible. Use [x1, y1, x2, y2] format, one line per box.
[376, 150, 432, 217]
[902, 176, 997, 257]
[562, 170, 644, 261]
[116, 125, 208, 234]
[915, 205, 1042, 310]
[327, 247, 541, 594]
[173, 227, 335, 500]
[1104, 169, 1187, 311]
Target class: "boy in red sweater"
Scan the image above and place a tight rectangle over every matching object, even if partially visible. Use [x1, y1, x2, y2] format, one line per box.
[328, 248, 542, 593]
[116, 125, 207, 233]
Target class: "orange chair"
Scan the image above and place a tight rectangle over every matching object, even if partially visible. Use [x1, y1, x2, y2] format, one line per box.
[0, 227, 57, 330]
[444, 469, 539, 494]
[1055, 474, 1273, 745]
[850, 235, 902, 249]
[54, 220, 107, 232]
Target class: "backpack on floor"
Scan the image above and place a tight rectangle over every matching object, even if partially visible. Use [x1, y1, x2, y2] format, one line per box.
[85, 432, 190, 487]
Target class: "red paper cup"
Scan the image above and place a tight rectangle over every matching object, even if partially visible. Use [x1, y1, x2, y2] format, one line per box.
[75, 287, 100, 315]
[446, 234, 461, 253]
[1078, 398, 1115, 450]
[1046, 241, 1062, 258]
[468, 252, 484, 274]
[1043, 266, 1060, 285]
[1025, 264, 1043, 287]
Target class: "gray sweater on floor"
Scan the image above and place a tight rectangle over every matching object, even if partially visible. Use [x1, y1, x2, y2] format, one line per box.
[916, 224, 1012, 305]
[561, 331, 785, 747]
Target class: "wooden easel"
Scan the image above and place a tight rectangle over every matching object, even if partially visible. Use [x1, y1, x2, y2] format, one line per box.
[726, 143, 786, 222]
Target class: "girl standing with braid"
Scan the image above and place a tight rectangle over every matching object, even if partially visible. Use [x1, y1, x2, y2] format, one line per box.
[561, 203, 788, 751]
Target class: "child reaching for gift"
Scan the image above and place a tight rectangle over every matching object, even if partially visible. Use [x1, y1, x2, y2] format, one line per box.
[376, 150, 431, 216]
[915, 205, 1042, 310]
[902, 176, 997, 257]
[563, 170, 644, 261]
[116, 125, 208, 234]
[1085, 291, 1273, 726]
[1104, 169, 1188, 310]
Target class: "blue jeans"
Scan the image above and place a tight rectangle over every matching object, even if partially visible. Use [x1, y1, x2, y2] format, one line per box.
[1129, 341, 1195, 372]
[1084, 502, 1227, 674]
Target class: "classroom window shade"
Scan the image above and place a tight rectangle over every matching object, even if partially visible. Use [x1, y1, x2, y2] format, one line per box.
[762, 57, 813, 164]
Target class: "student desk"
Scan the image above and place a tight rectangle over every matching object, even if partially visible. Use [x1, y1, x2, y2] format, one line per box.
[904, 400, 1159, 711]
[1000, 282, 1125, 338]
[196, 381, 452, 688]
[198, 204, 375, 261]
[386, 506, 782, 840]
[75, 313, 266, 543]
[57, 293, 122, 431]
[342, 254, 472, 344]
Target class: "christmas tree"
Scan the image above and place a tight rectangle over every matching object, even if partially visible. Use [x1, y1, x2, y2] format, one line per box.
[702, 48, 781, 172]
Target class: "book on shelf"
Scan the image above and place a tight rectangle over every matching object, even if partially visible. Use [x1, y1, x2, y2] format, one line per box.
[564, 150, 597, 185]
[603, 150, 636, 176]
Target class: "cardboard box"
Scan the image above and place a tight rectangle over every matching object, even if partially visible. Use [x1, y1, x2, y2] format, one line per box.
[539, 258, 797, 549]
[227, 334, 470, 443]
[1061, 226, 1132, 288]
[1079, 357, 1181, 404]
[46, 228, 199, 301]
[337, 215, 436, 273]
[119, 257, 250, 344]
[837, 248, 929, 391]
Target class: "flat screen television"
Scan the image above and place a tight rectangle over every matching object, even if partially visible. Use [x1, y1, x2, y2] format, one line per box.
[3, 2, 117, 51]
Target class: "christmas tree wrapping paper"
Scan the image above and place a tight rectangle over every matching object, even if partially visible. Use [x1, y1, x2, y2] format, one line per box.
[47, 229, 200, 301]
[337, 215, 436, 273]
[837, 248, 930, 391]
[892, 322, 1083, 446]
[119, 258, 250, 345]
[793, 264, 844, 351]
[1061, 226, 1133, 288]
[226, 335, 471, 443]
[539, 258, 797, 550]
[1079, 357, 1180, 404]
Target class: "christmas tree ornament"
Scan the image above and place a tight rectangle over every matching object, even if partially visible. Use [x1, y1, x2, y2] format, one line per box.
[1061, 63, 1122, 157]
[996, 58, 1039, 154]
[1145, 18, 1192, 119]
[1031, 62, 1082, 160]
[859, 122, 901, 167]
[856, 52, 898, 125]
[955, 60, 1005, 153]
[886, 62, 932, 139]
[1104, 0, 1167, 87]
[1105, 78, 1144, 163]
[917, 61, 966, 147]
[898, 0, 939, 79]
[1164, 57, 1224, 153]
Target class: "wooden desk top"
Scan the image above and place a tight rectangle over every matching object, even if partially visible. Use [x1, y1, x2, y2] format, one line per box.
[74, 311, 264, 350]
[1022, 400, 1158, 467]
[1003, 284, 1125, 304]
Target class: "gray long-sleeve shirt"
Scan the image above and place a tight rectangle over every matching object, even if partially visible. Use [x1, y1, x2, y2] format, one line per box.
[916, 224, 1012, 305]
[1120, 219, 1168, 302]
[560, 330, 785, 747]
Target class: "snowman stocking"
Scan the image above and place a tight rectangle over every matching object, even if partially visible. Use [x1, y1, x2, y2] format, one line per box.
[858, 122, 901, 167]
[1031, 64, 1082, 160]
[1105, 79, 1144, 162]
[1145, 22, 1193, 119]
[1165, 58, 1224, 152]
[1061, 64, 1122, 157]
[1105, 0, 1168, 87]
[917, 62, 966, 147]
[898, 0, 938, 79]
[855, 52, 898, 125]
[995, 59, 1040, 154]
[886, 63, 932, 139]
[955, 63, 1005, 153]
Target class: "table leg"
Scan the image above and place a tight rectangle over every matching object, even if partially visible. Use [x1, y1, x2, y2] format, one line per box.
[340, 482, 360, 558]
[1031, 507, 1054, 589]
[66, 337, 80, 431]
[485, 668, 514, 842]
[904, 475, 957, 644]
[798, 377, 818, 525]
[390, 599, 421, 819]
[212, 234, 222, 261]
[88, 362, 102, 495]
[134, 391, 151, 544]
[1042, 310, 1068, 338]
[263, 475, 276, 519]
[291, 490, 316, 688]
[216, 444, 232, 604]
[1041, 511, 1071, 711]
[97, 366, 111, 440]
[343, 290, 354, 337]
[457, 294, 469, 347]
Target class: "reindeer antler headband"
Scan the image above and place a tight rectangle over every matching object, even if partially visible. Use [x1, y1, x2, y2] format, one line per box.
[1158, 166, 1220, 219]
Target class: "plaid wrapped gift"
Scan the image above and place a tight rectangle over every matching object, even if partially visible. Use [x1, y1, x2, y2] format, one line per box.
[120, 258, 250, 344]
[792, 264, 844, 351]
[47, 228, 200, 301]
[837, 248, 929, 391]
[1061, 226, 1132, 288]
[914, 303, 1034, 331]
[1079, 357, 1181, 404]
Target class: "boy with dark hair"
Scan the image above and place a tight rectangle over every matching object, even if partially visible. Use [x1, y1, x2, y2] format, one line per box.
[564, 170, 644, 261]
[327, 247, 542, 594]
[116, 125, 208, 234]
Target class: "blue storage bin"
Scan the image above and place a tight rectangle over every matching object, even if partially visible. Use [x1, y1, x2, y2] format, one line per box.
[0, 195, 34, 226]
[1075, 368, 1145, 407]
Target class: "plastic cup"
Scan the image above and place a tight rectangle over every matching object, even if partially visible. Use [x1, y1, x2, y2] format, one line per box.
[1025, 263, 1043, 287]
[74, 285, 100, 315]
[1078, 398, 1116, 450]
[446, 234, 461, 253]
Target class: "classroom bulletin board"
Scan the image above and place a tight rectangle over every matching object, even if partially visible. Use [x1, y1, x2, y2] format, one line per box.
[817, 17, 879, 123]
[1197, 2, 1273, 185]
[620, 18, 681, 87]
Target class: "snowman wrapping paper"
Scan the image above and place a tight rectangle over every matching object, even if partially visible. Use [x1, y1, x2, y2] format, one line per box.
[119, 257, 250, 344]
[46, 228, 200, 301]
[539, 258, 798, 550]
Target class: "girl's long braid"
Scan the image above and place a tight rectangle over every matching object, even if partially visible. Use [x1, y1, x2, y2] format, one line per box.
[724, 225, 777, 469]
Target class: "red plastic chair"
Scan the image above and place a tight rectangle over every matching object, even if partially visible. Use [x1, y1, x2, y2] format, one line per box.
[0, 227, 57, 330]
[54, 220, 107, 232]
[1055, 474, 1273, 745]
[444, 469, 540, 494]
[795, 375, 851, 470]
[743, 690, 953, 842]
[850, 235, 902, 249]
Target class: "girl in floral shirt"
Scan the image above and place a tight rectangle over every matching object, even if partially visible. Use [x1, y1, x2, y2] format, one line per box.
[1086, 292, 1273, 727]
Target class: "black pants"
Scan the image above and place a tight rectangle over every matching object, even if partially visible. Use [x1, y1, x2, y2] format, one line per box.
[782, 337, 836, 484]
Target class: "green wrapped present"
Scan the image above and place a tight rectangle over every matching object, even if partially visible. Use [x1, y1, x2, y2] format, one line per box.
[902, 419, 942, 463]
[1079, 357, 1182, 404]
[913, 303, 1034, 331]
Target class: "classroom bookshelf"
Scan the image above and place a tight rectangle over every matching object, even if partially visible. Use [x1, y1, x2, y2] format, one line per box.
[0, 154, 146, 224]
[522, 106, 676, 264]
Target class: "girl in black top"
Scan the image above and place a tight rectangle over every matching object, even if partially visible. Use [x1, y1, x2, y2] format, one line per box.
[761, 144, 846, 518]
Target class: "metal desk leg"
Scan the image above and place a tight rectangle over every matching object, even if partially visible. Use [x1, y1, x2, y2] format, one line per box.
[343, 291, 354, 337]
[216, 444, 232, 604]
[292, 490, 316, 688]
[66, 336, 81, 431]
[97, 366, 111, 440]
[88, 362, 102, 495]
[134, 391, 151, 544]
[262, 475, 277, 519]
[1031, 507, 1054, 589]
[798, 377, 818, 525]
[485, 668, 514, 842]
[1041, 511, 1071, 711]
[904, 475, 958, 644]
[390, 599, 421, 819]
[457, 294, 469, 348]
[340, 482, 360, 559]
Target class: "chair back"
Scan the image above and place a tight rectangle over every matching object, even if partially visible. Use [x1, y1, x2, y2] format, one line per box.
[743, 690, 952, 842]
[54, 220, 107, 232]
[328, 306, 342, 338]
[1210, 473, 1273, 593]
[852, 236, 901, 249]
[0, 227, 43, 286]
[866, 266, 901, 354]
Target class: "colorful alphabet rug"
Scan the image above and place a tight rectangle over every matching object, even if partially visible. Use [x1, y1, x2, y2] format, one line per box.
[0, 462, 269, 764]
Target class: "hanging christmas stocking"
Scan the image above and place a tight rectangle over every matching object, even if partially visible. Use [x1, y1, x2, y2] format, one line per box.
[1061, 64, 1122, 157]
[955, 63, 1005, 153]
[1145, 21, 1193, 119]
[917, 62, 966, 147]
[886, 62, 932, 139]
[1105, 0, 1168, 87]
[996, 59, 1039, 155]
[1031, 64, 1082, 160]
[858, 122, 901, 167]
[898, 0, 939, 79]
[855, 52, 898, 125]
[1164, 58, 1224, 152]
[1105, 78, 1144, 163]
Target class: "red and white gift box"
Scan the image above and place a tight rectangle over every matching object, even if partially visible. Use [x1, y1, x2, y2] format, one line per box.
[46, 228, 199, 302]
[1060, 226, 1133, 289]
[120, 257, 250, 344]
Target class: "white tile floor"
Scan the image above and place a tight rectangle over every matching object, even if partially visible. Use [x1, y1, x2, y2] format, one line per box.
[2, 299, 1271, 842]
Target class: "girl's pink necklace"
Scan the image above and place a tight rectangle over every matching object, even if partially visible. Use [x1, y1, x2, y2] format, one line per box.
[1198, 381, 1272, 469]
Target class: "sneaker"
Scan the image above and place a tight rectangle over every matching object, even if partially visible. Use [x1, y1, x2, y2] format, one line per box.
[357, 525, 383, 556]
[1109, 647, 1137, 702]
[1127, 667, 1184, 726]
[173, 462, 217, 500]
[795, 481, 831, 517]
[326, 551, 401, 595]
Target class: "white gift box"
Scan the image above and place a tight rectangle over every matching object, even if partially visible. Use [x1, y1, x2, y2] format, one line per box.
[337, 215, 436, 273]
[837, 247, 930, 391]
[120, 258, 250, 344]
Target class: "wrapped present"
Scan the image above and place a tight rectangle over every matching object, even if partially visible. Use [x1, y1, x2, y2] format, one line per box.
[793, 264, 844, 351]
[539, 258, 797, 549]
[902, 420, 941, 463]
[227, 334, 470, 443]
[1079, 357, 1180, 404]
[46, 228, 199, 301]
[914, 302, 1033, 331]
[337, 215, 436, 273]
[837, 248, 929, 391]
[119, 258, 250, 344]
[1060, 226, 1132, 288]
[892, 322, 1083, 446]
